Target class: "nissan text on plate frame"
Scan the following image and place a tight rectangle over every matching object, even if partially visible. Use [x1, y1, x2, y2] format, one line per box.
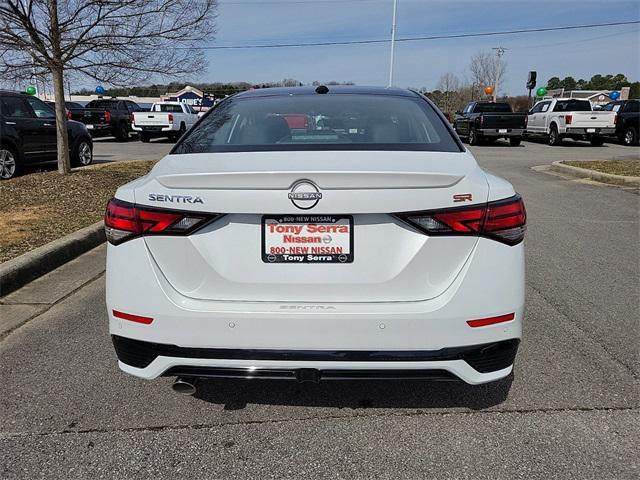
[105, 86, 526, 389]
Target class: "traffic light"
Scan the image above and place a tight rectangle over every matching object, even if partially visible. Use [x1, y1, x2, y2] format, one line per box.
[526, 71, 537, 90]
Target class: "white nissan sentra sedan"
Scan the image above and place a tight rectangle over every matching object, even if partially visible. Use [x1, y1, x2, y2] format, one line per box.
[105, 86, 526, 394]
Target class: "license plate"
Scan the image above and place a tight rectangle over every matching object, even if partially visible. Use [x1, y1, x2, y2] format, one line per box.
[498, 129, 508, 133]
[586, 128, 596, 133]
[262, 215, 353, 263]
[85, 124, 93, 129]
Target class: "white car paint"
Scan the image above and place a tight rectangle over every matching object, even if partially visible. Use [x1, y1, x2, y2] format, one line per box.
[106, 88, 526, 385]
[526, 98, 616, 138]
[132, 101, 198, 137]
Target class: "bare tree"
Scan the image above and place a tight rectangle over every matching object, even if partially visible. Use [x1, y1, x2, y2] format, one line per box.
[469, 51, 506, 98]
[0, 0, 217, 174]
[435, 72, 461, 114]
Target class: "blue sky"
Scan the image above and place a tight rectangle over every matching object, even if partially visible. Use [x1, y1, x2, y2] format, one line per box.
[196, 0, 640, 95]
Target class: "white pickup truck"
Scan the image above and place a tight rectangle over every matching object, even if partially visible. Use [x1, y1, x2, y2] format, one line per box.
[526, 98, 617, 146]
[132, 102, 199, 142]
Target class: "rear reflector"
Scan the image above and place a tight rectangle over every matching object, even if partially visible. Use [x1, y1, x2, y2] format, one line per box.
[396, 194, 527, 246]
[104, 198, 221, 245]
[467, 313, 515, 328]
[112, 310, 154, 325]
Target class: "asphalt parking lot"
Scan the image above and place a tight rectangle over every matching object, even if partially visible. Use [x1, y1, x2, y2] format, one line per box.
[1, 139, 638, 479]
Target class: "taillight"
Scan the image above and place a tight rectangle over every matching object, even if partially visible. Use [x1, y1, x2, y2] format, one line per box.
[614, 114, 618, 125]
[104, 111, 111, 123]
[130, 113, 134, 124]
[67, 111, 72, 120]
[168, 113, 174, 124]
[104, 198, 220, 245]
[396, 195, 526, 246]
[479, 115, 484, 126]
[565, 114, 572, 125]
[524, 115, 528, 126]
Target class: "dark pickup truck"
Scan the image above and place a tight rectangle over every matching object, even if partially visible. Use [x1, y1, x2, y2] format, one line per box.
[68, 99, 142, 140]
[601, 99, 639, 146]
[453, 102, 527, 146]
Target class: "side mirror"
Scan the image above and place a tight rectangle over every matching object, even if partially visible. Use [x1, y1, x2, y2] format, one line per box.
[454, 111, 462, 115]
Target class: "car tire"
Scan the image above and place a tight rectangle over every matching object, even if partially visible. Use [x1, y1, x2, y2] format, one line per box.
[548, 125, 562, 146]
[115, 122, 129, 141]
[589, 136, 604, 147]
[509, 137, 522, 147]
[622, 126, 638, 146]
[468, 127, 479, 146]
[0, 144, 19, 180]
[71, 137, 93, 167]
[140, 133, 151, 143]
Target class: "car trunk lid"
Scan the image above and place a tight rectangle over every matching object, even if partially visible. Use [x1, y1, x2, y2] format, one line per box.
[135, 150, 489, 302]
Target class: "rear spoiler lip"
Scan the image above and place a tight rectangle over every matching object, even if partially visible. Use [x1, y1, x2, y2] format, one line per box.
[155, 171, 465, 190]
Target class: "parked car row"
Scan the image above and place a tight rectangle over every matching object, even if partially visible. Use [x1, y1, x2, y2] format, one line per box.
[453, 99, 639, 147]
[63, 98, 201, 143]
[68, 98, 142, 140]
[0, 92, 206, 180]
[0, 90, 93, 180]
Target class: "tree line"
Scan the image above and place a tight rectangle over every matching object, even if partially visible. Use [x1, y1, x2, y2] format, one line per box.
[422, 52, 638, 116]
[72, 79, 356, 98]
[547, 74, 639, 97]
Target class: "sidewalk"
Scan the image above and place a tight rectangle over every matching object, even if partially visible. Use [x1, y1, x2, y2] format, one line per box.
[0, 244, 106, 337]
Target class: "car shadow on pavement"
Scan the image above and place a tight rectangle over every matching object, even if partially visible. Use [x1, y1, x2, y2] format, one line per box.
[523, 137, 609, 147]
[93, 136, 175, 144]
[192, 375, 513, 411]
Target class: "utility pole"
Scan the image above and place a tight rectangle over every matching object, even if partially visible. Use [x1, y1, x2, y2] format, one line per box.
[388, 0, 398, 87]
[492, 46, 507, 102]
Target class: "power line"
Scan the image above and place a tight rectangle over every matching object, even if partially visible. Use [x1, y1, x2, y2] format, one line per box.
[176, 20, 639, 50]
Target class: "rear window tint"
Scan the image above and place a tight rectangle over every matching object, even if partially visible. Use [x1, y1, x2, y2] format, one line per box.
[86, 100, 120, 109]
[553, 100, 592, 112]
[174, 94, 461, 153]
[153, 104, 184, 113]
[474, 103, 512, 113]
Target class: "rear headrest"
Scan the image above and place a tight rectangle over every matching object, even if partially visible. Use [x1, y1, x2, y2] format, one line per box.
[367, 118, 401, 143]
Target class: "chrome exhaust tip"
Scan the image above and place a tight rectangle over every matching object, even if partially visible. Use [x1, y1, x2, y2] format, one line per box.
[172, 377, 199, 396]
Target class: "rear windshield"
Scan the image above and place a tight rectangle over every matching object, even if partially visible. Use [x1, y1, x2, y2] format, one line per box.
[153, 104, 183, 113]
[553, 100, 592, 112]
[474, 103, 512, 113]
[86, 100, 119, 109]
[601, 103, 621, 112]
[173, 94, 461, 153]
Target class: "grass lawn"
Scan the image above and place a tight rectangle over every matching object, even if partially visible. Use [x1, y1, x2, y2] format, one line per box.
[0, 161, 155, 263]
[563, 159, 640, 177]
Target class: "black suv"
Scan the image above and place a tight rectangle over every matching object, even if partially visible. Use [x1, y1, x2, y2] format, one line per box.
[602, 99, 639, 146]
[0, 90, 93, 179]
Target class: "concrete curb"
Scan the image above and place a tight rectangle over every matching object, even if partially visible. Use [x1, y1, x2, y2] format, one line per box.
[0, 221, 105, 297]
[551, 161, 640, 187]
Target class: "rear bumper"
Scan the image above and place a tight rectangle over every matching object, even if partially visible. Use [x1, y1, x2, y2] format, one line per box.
[478, 128, 524, 137]
[132, 125, 174, 133]
[564, 127, 615, 135]
[113, 335, 519, 384]
[107, 236, 525, 385]
[84, 124, 111, 134]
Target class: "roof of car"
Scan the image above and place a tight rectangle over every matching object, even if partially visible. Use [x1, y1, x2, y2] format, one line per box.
[235, 85, 419, 98]
[0, 89, 26, 96]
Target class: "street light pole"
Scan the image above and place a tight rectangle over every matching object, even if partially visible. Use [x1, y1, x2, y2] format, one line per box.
[492, 46, 507, 102]
[388, 0, 398, 87]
